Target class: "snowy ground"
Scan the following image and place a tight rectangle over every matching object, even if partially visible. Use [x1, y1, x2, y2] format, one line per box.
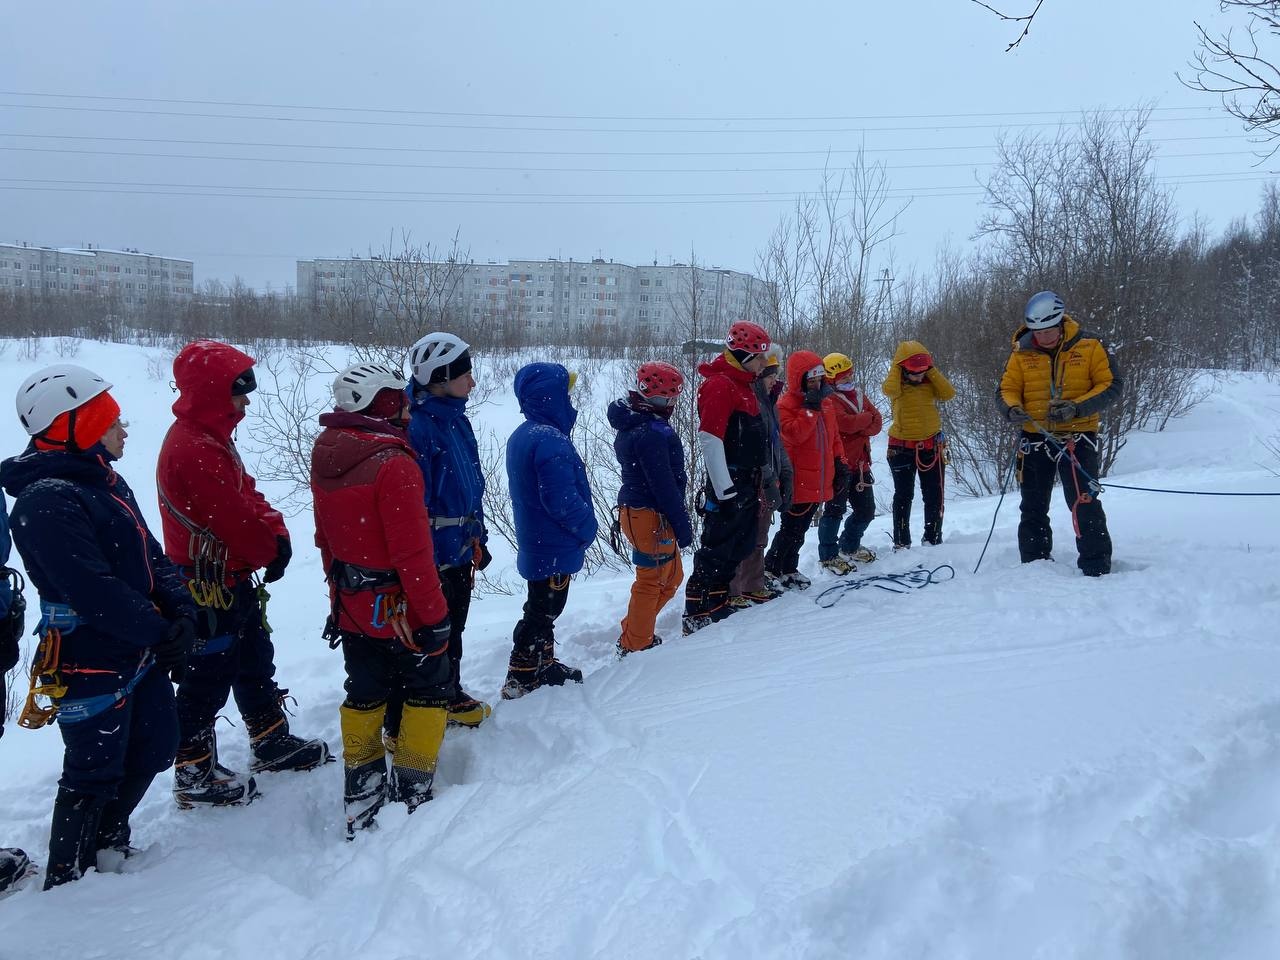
[1, 339, 1280, 960]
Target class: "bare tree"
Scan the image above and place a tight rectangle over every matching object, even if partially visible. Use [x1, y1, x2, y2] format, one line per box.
[1184, 1, 1280, 149]
[970, 0, 1049, 51]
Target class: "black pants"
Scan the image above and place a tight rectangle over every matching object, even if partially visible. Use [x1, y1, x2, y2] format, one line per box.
[887, 445, 944, 547]
[385, 565, 473, 736]
[684, 489, 760, 620]
[765, 502, 820, 575]
[511, 576, 572, 657]
[818, 468, 875, 560]
[340, 630, 452, 712]
[1017, 433, 1112, 576]
[175, 579, 280, 744]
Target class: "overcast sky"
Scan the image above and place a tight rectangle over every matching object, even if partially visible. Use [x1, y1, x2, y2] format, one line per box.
[0, 0, 1266, 292]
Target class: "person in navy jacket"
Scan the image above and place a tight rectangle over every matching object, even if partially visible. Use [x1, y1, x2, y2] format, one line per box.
[1, 365, 196, 889]
[502, 363, 597, 699]
[607, 361, 692, 657]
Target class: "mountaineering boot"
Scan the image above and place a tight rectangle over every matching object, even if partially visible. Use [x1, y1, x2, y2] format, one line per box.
[446, 658, 492, 728]
[819, 557, 854, 576]
[922, 521, 942, 546]
[844, 547, 877, 565]
[340, 703, 387, 839]
[44, 788, 105, 890]
[501, 644, 541, 700]
[615, 634, 663, 659]
[173, 728, 259, 809]
[681, 613, 714, 636]
[245, 699, 333, 774]
[388, 704, 447, 812]
[94, 771, 155, 873]
[763, 572, 785, 595]
[0, 848, 35, 897]
[778, 571, 812, 591]
[539, 636, 584, 688]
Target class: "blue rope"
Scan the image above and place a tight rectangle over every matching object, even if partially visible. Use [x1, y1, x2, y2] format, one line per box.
[813, 564, 955, 609]
[973, 446, 1020, 575]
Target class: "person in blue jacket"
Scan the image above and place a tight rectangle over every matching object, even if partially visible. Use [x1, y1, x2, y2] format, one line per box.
[502, 362, 597, 699]
[0, 365, 196, 889]
[0, 496, 35, 896]
[607, 361, 692, 657]
[386, 332, 492, 730]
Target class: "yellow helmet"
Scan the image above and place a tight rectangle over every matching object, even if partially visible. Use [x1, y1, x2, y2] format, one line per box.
[823, 352, 853, 379]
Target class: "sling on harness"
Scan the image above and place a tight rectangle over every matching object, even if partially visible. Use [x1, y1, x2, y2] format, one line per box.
[813, 564, 955, 609]
[17, 602, 154, 728]
[159, 490, 234, 611]
[324, 560, 408, 649]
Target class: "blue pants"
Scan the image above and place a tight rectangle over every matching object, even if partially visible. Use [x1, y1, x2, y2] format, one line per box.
[176, 579, 280, 741]
[58, 665, 178, 799]
[819, 468, 876, 560]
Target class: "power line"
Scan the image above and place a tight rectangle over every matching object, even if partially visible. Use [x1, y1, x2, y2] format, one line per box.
[0, 130, 1257, 159]
[0, 143, 1261, 175]
[0, 101, 1237, 135]
[0, 89, 1222, 124]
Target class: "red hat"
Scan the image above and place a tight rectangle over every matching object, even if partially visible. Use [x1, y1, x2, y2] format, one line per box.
[34, 390, 121, 452]
[900, 352, 932, 373]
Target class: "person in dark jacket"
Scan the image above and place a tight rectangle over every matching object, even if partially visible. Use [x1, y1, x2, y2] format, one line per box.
[401, 332, 491, 728]
[683, 321, 773, 635]
[158, 340, 330, 810]
[608, 361, 692, 657]
[0, 496, 34, 896]
[728, 352, 792, 607]
[311, 363, 453, 838]
[1, 365, 196, 889]
[503, 363, 597, 699]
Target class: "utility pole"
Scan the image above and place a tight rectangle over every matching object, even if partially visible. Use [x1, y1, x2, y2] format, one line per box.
[873, 268, 894, 325]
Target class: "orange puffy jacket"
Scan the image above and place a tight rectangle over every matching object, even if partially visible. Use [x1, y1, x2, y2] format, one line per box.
[776, 351, 846, 504]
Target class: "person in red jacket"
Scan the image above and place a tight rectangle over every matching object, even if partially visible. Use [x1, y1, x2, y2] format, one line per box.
[682, 321, 772, 635]
[158, 340, 331, 809]
[817, 352, 883, 574]
[764, 351, 846, 591]
[311, 363, 453, 837]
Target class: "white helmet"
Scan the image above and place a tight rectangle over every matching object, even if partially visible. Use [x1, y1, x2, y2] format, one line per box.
[332, 363, 407, 413]
[1024, 291, 1066, 330]
[16, 364, 113, 436]
[409, 333, 470, 386]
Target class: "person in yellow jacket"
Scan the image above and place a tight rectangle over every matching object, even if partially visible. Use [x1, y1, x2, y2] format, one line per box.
[883, 340, 955, 548]
[998, 291, 1121, 577]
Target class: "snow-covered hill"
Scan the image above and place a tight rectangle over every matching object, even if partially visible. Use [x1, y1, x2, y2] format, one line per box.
[1, 340, 1279, 960]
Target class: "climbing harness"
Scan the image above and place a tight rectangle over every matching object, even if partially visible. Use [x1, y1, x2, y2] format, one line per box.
[159, 491, 234, 611]
[813, 563, 955, 609]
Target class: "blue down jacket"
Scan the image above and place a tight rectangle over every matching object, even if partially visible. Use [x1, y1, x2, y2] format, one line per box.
[606, 397, 692, 549]
[506, 364, 597, 580]
[408, 389, 487, 569]
[0, 444, 193, 673]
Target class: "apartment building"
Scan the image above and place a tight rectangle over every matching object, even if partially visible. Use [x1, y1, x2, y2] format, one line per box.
[0, 242, 194, 307]
[298, 255, 771, 339]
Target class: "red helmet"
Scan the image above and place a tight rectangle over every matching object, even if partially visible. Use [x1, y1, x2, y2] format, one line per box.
[900, 352, 932, 373]
[636, 361, 684, 400]
[726, 320, 771, 355]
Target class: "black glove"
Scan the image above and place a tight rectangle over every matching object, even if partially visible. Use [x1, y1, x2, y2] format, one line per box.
[263, 535, 292, 584]
[1006, 404, 1031, 424]
[779, 473, 794, 512]
[426, 612, 452, 649]
[474, 541, 493, 571]
[832, 459, 852, 499]
[761, 476, 782, 511]
[802, 386, 825, 410]
[154, 615, 196, 681]
[1048, 399, 1077, 423]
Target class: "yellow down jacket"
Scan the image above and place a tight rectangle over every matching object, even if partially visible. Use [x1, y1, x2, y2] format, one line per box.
[998, 317, 1122, 435]
[882, 340, 955, 442]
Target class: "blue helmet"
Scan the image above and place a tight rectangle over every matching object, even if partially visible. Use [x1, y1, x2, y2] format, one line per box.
[1024, 291, 1065, 330]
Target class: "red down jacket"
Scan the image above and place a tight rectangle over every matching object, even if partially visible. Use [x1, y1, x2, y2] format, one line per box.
[310, 411, 448, 635]
[776, 351, 846, 504]
[825, 385, 882, 473]
[157, 340, 287, 580]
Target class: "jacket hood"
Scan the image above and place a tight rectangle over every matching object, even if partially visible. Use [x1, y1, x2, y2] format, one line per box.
[172, 340, 256, 440]
[514, 363, 577, 433]
[891, 340, 930, 366]
[312, 413, 410, 482]
[785, 350, 824, 393]
[1, 444, 114, 498]
[696, 352, 757, 385]
[1012, 315, 1082, 351]
[607, 397, 653, 432]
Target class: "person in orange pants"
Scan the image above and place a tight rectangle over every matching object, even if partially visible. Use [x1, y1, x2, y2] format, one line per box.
[607, 362, 693, 656]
